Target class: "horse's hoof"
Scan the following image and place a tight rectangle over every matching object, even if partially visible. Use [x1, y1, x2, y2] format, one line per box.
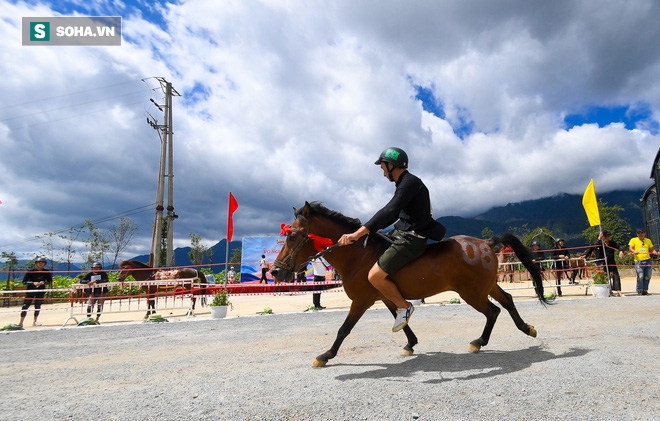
[400, 349, 414, 356]
[312, 359, 327, 368]
[528, 325, 537, 338]
[468, 343, 481, 353]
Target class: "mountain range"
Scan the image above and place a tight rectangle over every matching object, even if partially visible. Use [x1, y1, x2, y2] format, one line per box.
[438, 189, 644, 247]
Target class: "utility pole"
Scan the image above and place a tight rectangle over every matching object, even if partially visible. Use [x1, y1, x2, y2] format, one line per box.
[146, 77, 180, 267]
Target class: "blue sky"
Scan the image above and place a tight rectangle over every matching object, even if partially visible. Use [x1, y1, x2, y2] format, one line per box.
[1, 0, 660, 261]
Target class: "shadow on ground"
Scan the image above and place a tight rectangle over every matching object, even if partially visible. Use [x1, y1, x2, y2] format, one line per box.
[332, 346, 589, 384]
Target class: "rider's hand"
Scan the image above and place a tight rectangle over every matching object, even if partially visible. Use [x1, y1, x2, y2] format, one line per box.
[338, 226, 370, 246]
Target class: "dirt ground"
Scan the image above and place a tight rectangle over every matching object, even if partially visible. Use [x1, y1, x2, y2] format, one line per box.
[1, 274, 655, 330]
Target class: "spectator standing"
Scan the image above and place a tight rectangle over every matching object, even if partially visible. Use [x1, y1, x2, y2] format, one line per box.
[311, 258, 327, 310]
[259, 255, 269, 284]
[530, 241, 546, 278]
[582, 231, 625, 297]
[18, 256, 52, 327]
[227, 266, 237, 284]
[552, 238, 570, 296]
[79, 262, 109, 322]
[628, 228, 658, 295]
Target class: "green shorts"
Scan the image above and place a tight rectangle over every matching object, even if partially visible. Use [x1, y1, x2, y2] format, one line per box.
[377, 229, 427, 275]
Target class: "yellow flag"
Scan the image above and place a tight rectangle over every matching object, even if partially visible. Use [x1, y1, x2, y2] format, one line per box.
[582, 179, 601, 226]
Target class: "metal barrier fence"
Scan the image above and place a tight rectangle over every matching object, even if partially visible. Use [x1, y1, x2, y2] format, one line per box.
[0, 257, 653, 326]
[0, 278, 345, 325]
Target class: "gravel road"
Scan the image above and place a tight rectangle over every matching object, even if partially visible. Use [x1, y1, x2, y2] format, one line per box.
[1, 296, 659, 420]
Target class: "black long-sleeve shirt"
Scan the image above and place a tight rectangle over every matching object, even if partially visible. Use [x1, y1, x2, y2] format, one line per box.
[22, 269, 52, 290]
[80, 271, 110, 295]
[583, 239, 621, 267]
[364, 170, 445, 240]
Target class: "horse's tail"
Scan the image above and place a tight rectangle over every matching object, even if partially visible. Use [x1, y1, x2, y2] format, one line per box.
[490, 233, 550, 305]
[197, 270, 207, 307]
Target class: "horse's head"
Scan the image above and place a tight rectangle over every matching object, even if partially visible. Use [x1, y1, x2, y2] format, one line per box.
[271, 202, 324, 283]
[117, 260, 135, 281]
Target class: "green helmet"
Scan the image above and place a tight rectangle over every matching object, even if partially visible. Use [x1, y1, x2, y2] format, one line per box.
[374, 147, 408, 169]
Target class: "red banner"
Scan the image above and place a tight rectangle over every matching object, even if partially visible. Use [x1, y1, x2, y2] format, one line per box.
[227, 192, 239, 242]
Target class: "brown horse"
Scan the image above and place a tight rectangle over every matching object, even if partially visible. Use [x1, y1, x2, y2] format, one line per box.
[271, 202, 548, 367]
[569, 256, 587, 281]
[117, 260, 207, 318]
[497, 247, 516, 282]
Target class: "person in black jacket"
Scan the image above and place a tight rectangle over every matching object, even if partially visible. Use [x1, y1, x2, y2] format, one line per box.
[19, 256, 52, 327]
[530, 241, 546, 278]
[79, 262, 109, 321]
[552, 238, 570, 296]
[338, 147, 446, 332]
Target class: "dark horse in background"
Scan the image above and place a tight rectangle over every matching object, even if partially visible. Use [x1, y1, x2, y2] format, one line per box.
[271, 202, 549, 367]
[117, 260, 207, 318]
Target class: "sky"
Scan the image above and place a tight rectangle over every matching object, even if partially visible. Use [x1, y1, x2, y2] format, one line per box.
[2, 0, 660, 262]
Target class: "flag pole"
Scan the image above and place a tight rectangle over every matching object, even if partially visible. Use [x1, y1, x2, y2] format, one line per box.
[598, 226, 612, 291]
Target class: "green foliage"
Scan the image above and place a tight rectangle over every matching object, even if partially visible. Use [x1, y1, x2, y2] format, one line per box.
[230, 248, 242, 263]
[591, 270, 609, 284]
[143, 314, 168, 323]
[524, 228, 557, 249]
[481, 227, 493, 239]
[257, 307, 273, 315]
[188, 232, 208, 266]
[1, 324, 24, 331]
[77, 317, 100, 326]
[582, 199, 634, 246]
[449, 298, 461, 304]
[210, 289, 232, 307]
[107, 217, 139, 269]
[82, 219, 110, 268]
[507, 223, 531, 240]
[51, 275, 74, 299]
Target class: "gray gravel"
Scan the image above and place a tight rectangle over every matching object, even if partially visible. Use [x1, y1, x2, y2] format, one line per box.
[1, 296, 659, 420]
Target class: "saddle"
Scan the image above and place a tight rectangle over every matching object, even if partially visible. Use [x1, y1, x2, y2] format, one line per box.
[155, 270, 179, 280]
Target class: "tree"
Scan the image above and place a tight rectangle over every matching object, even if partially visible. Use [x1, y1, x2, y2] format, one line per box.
[38, 232, 58, 271]
[156, 219, 168, 267]
[60, 226, 83, 276]
[188, 233, 208, 266]
[107, 217, 139, 269]
[524, 227, 557, 250]
[581, 199, 634, 247]
[481, 227, 493, 239]
[229, 247, 242, 272]
[82, 219, 110, 268]
[1, 251, 18, 289]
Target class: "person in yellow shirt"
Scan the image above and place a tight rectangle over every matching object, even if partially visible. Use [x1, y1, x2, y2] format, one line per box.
[628, 228, 658, 295]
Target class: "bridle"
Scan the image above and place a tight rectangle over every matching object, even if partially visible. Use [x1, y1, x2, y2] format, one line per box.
[272, 222, 336, 274]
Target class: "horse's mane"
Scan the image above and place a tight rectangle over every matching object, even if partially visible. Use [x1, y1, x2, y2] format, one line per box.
[119, 260, 153, 269]
[298, 202, 362, 231]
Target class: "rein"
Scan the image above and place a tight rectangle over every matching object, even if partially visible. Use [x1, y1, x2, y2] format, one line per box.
[275, 223, 377, 273]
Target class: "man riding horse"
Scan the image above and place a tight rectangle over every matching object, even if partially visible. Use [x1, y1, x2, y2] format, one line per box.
[338, 147, 446, 332]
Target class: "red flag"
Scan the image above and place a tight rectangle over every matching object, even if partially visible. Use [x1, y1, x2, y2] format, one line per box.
[227, 192, 239, 242]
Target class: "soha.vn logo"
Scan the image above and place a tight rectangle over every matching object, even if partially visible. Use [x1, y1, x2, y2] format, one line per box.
[30, 22, 50, 41]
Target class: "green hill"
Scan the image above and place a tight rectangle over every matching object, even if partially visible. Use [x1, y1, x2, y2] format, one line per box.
[439, 189, 644, 247]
